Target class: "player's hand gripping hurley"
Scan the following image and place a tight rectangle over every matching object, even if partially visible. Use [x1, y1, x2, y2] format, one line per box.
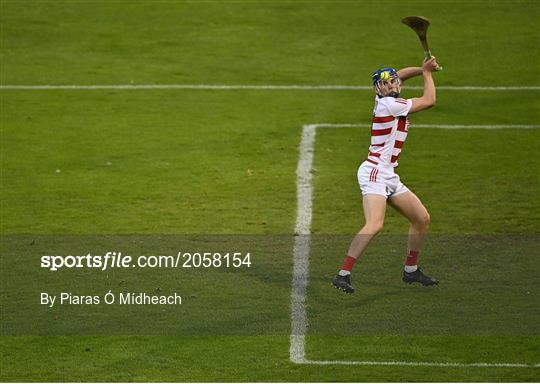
[402, 16, 442, 71]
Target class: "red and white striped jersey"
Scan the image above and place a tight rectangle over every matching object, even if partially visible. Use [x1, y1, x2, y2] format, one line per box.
[367, 96, 413, 168]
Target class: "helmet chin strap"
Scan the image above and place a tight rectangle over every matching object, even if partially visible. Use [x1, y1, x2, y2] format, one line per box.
[376, 91, 400, 98]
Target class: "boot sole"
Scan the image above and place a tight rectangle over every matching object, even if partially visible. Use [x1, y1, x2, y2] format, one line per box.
[332, 282, 354, 294]
[403, 278, 439, 286]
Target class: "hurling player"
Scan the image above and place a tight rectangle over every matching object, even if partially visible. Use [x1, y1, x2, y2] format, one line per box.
[333, 57, 440, 294]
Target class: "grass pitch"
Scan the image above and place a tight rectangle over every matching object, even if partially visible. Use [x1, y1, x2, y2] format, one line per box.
[1, 0, 539, 381]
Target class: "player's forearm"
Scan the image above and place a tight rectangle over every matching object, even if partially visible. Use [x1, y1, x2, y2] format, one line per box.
[397, 67, 423, 81]
[409, 67, 437, 113]
[422, 70, 436, 105]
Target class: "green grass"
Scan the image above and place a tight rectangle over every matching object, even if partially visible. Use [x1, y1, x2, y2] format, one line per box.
[1, 0, 539, 381]
[2, 0, 539, 86]
[3, 336, 538, 382]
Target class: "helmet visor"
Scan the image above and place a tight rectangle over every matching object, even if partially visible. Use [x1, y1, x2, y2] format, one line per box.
[375, 75, 401, 97]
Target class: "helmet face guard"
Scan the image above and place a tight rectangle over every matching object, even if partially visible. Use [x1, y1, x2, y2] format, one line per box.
[372, 68, 401, 98]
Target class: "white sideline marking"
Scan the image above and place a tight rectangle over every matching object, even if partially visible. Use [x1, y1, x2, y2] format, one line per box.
[1, 84, 539, 91]
[290, 123, 540, 368]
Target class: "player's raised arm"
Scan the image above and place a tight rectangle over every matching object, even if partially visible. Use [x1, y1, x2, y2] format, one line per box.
[396, 67, 422, 82]
[409, 57, 438, 114]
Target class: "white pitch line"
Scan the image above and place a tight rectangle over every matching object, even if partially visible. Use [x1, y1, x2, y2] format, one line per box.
[313, 123, 540, 129]
[290, 124, 316, 363]
[302, 360, 538, 368]
[1, 84, 539, 91]
[290, 123, 540, 368]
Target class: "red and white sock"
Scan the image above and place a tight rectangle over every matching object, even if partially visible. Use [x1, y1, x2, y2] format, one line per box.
[338, 255, 357, 276]
[404, 250, 419, 272]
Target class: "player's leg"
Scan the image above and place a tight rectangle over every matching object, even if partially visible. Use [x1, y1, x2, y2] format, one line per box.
[388, 191, 438, 285]
[346, 194, 387, 258]
[333, 194, 387, 293]
[389, 190, 430, 253]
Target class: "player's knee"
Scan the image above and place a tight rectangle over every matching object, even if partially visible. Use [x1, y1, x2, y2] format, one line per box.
[416, 212, 430, 230]
[362, 221, 384, 234]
